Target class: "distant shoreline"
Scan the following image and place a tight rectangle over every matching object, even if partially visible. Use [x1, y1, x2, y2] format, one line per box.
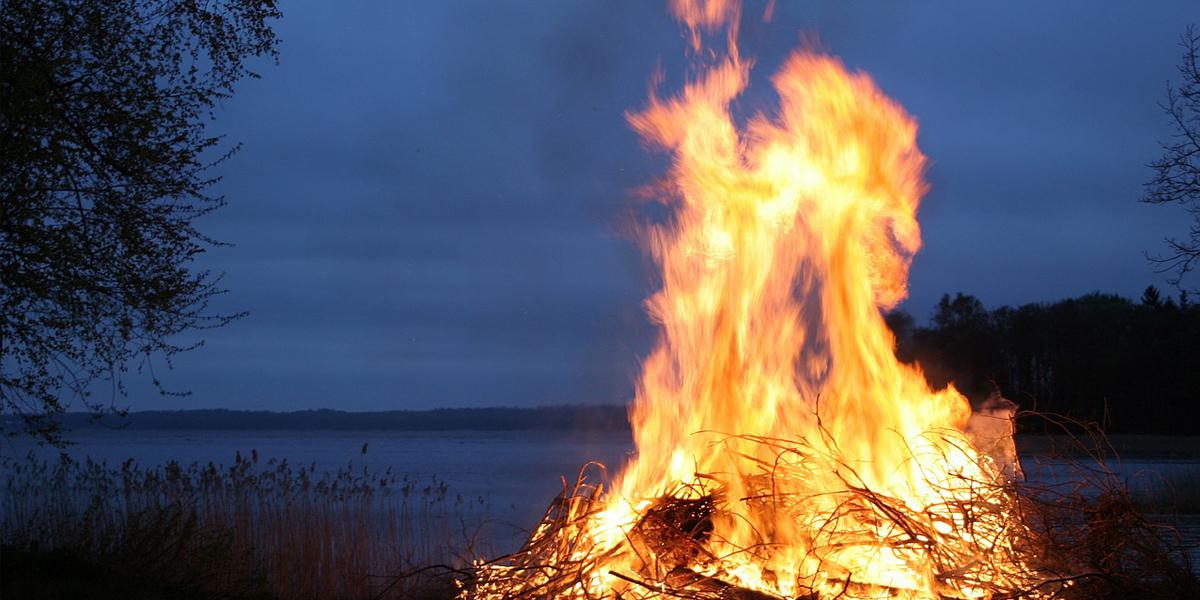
[15, 409, 1199, 456]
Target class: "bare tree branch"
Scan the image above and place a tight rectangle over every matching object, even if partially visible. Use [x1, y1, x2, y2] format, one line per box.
[1145, 24, 1200, 288]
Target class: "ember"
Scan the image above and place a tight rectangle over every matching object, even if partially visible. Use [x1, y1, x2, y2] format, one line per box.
[466, 1, 1059, 598]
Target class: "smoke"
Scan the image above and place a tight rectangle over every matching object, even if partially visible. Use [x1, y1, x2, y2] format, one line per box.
[965, 394, 1023, 481]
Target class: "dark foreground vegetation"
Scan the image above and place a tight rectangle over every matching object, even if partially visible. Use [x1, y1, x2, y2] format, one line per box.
[1, 453, 488, 600]
[888, 287, 1200, 434]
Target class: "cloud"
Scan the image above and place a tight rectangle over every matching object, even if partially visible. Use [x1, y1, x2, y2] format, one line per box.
[131, 0, 1195, 411]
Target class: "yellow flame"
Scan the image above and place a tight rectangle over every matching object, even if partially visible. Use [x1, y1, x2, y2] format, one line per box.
[602, 2, 1024, 596]
[470, 2, 1037, 598]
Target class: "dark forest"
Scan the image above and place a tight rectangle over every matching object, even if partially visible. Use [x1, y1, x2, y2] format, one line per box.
[889, 287, 1199, 434]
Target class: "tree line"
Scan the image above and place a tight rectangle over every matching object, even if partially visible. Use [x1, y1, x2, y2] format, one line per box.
[887, 287, 1200, 434]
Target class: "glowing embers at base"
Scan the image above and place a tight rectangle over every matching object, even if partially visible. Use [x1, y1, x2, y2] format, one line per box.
[465, 0, 1051, 597]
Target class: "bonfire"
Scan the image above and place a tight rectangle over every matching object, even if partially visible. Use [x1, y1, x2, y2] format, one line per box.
[464, 2, 1087, 598]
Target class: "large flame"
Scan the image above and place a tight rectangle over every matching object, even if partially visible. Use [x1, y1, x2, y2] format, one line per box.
[470, 2, 1037, 598]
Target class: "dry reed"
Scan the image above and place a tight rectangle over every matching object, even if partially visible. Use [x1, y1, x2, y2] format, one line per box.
[1, 451, 489, 599]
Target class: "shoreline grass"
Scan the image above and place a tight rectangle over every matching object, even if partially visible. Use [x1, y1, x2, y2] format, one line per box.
[4, 433, 1197, 599]
[2, 452, 489, 599]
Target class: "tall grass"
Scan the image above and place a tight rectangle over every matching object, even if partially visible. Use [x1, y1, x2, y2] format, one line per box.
[1, 452, 490, 599]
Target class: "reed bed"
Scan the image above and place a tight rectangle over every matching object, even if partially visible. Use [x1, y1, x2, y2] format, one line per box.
[1, 451, 488, 599]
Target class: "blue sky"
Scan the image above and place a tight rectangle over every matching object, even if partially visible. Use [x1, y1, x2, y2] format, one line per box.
[125, 1, 1197, 411]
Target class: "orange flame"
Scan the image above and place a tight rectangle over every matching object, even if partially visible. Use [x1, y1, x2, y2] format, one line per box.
[605, 44, 997, 593]
[604, 1, 1029, 595]
[470, 2, 1038, 598]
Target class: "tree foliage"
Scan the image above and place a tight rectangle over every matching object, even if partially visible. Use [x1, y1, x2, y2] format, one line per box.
[892, 289, 1200, 435]
[0, 0, 281, 445]
[1145, 24, 1200, 287]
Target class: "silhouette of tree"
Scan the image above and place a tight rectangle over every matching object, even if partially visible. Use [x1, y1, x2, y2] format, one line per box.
[1, 1, 281, 445]
[909, 293, 997, 398]
[888, 291, 1200, 434]
[1141, 285, 1163, 307]
[1145, 24, 1200, 288]
[883, 310, 916, 358]
[931, 292, 988, 331]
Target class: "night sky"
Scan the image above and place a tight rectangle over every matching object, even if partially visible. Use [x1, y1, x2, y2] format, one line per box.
[128, 1, 1197, 411]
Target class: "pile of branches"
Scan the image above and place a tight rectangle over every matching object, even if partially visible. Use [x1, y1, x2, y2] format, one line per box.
[461, 430, 1200, 600]
[1013, 416, 1200, 599]
[464, 469, 773, 600]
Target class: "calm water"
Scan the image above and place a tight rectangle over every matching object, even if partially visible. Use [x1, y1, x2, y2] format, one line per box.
[5, 429, 1197, 565]
[2, 429, 635, 540]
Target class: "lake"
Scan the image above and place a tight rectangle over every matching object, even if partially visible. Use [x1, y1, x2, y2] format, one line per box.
[3, 429, 635, 545]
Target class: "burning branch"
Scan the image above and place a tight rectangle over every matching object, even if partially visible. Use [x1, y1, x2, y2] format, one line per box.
[455, 2, 1199, 598]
